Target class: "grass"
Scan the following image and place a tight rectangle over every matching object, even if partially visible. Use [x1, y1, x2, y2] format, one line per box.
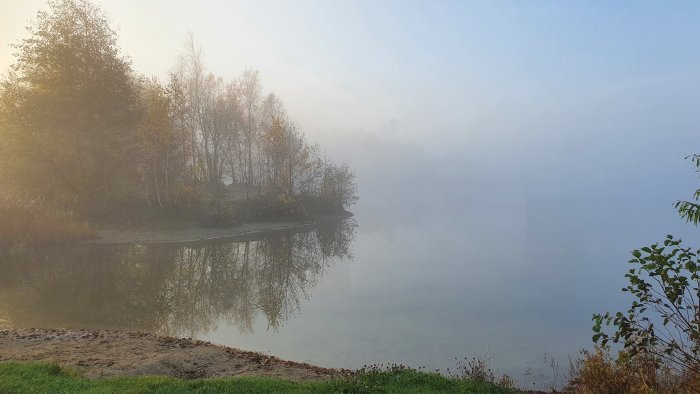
[0, 362, 518, 394]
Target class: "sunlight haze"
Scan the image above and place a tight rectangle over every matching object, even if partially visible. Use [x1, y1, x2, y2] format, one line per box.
[5, 1, 699, 151]
[3, 1, 700, 390]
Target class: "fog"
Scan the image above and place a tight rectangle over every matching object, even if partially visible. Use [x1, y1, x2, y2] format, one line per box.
[3, 0, 700, 388]
[5, 1, 700, 152]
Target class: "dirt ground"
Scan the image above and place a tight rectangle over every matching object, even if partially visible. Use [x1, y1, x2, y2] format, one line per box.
[0, 329, 349, 381]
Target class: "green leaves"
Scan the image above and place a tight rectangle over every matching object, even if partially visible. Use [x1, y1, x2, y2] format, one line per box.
[592, 235, 700, 373]
[675, 155, 700, 225]
[676, 200, 700, 225]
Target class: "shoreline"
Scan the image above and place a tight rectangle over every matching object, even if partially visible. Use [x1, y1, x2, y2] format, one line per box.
[0, 328, 548, 393]
[0, 328, 349, 381]
[86, 211, 353, 245]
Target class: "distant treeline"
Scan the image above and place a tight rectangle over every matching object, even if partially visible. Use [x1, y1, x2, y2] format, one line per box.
[0, 0, 356, 224]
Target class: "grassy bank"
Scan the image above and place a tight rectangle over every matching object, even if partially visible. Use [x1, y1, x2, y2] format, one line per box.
[0, 362, 517, 394]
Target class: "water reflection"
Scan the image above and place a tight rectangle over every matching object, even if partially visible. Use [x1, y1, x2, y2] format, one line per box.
[0, 219, 357, 336]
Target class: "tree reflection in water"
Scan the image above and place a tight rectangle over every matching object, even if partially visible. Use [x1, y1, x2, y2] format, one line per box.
[0, 219, 357, 336]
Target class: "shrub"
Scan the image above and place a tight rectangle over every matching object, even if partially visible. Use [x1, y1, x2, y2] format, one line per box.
[567, 347, 656, 393]
[567, 347, 699, 394]
[592, 235, 700, 375]
[584, 156, 700, 390]
[0, 195, 95, 244]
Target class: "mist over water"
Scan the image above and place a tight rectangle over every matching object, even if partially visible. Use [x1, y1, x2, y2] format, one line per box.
[299, 99, 700, 383]
[3, 113, 700, 386]
[4, 1, 700, 390]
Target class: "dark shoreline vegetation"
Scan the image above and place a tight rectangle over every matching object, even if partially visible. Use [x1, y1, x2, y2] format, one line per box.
[0, 0, 357, 246]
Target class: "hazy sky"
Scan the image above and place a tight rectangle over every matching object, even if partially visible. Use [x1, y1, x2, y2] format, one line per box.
[4, 0, 700, 152]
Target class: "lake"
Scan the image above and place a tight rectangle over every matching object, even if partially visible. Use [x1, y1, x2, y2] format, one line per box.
[1, 171, 698, 389]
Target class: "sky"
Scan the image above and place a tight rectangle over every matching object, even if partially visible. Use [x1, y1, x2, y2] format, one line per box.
[3, 1, 700, 150]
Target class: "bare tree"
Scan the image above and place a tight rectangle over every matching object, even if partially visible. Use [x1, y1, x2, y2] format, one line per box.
[238, 68, 261, 199]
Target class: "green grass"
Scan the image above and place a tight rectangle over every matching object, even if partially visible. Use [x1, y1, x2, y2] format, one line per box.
[0, 362, 518, 393]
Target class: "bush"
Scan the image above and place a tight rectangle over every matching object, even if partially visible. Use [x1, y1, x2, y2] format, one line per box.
[592, 235, 700, 375]
[584, 155, 700, 391]
[0, 195, 95, 244]
[567, 347, 699, 394]
[203, 194, 349, 227]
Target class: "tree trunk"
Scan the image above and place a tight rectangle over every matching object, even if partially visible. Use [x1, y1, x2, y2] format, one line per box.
[154, 159, 163, 208]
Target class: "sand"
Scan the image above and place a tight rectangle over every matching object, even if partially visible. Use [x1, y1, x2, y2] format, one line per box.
[0, 328, 348, 381]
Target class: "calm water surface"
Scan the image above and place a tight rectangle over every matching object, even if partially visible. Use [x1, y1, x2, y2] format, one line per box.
[1, 185, 696, 387]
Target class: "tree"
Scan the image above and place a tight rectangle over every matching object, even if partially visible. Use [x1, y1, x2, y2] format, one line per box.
[593, 235, 700, 374]
[0, 2, 358, 227]
[239, 68, 261, 199]
[176, 33, 209, 185]
[137, 78, 170, 207]
[137, 77, 198, 207]
[221, 80, 244, 187]
[320, 163, 359, 209]
[675, 154, 700, 225]
[0, 0, 141, 211]
[593, 156, 700, 375]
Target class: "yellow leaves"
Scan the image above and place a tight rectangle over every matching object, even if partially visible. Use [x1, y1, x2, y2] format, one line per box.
[137, 80, 172, 153]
